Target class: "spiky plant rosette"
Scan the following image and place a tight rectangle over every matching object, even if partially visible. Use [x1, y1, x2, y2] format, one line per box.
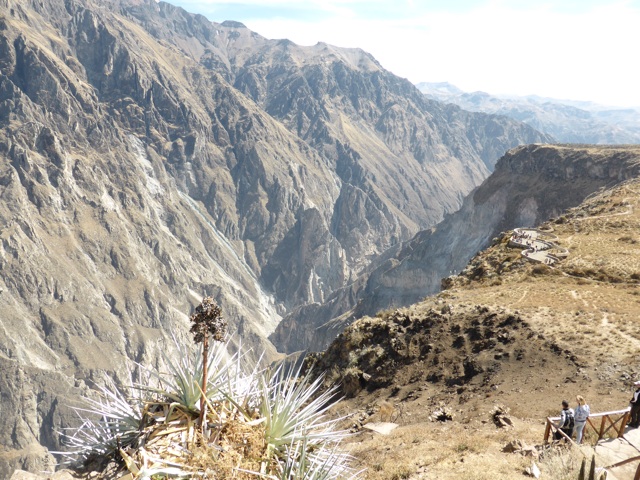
[58, 338, 361, 479]
[56, 374, 146, 465]
[259, 365, 346, 456]
[136, 336, 236, 412]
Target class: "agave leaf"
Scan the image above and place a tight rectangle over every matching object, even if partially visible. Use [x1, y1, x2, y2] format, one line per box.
[55, 374, 145, 464]
[137, 337, 232, 412]
[277, 436, 363, 480]
[119, 448, 140, 475]
[260, 364, 349, 458]
[136, 466, 192, 480]
[219, 346, 264, 420]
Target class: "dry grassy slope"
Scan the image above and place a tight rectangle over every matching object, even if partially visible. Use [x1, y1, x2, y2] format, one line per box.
[317, 177, 640, 480]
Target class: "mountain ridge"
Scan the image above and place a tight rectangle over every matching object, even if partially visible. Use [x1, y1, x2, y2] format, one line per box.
[417, 81, 640, 144]
[271, 144, 640, 353]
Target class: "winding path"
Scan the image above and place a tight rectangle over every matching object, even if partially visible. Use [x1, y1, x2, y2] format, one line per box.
[509, 227, 568, 265]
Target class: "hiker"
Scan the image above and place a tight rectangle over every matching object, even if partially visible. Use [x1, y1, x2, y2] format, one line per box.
[629, 381, 640, 428]
[574, 395, 590, 444]
[555, 400, 575, 441]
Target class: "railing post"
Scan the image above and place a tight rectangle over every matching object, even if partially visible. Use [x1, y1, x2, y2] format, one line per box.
[599, 415, 608, 441]
[586, 417, 596, 439]
[620, 412, 631, 438]
[544, 419, 552, 444]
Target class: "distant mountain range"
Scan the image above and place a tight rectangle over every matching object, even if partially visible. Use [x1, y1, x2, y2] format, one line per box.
[417, 82, 640, 144]
[3, 0, 639, 474]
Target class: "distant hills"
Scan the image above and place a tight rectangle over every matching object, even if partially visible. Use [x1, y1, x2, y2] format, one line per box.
[417, 82, 640, 144]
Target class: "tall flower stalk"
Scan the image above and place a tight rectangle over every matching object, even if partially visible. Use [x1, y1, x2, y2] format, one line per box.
[189, 296, 227, 429]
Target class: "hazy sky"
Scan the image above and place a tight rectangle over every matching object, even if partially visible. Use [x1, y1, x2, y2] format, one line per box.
[168, 0, 640, 107]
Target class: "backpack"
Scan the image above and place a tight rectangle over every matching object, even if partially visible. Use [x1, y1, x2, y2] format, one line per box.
[563, 409, 575, 429]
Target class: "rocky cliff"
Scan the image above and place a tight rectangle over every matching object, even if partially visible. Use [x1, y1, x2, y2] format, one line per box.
[271, 144, 640, 352]
[0, 0, 549, 472]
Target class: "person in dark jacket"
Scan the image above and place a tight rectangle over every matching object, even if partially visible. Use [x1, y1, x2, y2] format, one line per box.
[555, 400, 575, 441]
[629, 381, 640, 428]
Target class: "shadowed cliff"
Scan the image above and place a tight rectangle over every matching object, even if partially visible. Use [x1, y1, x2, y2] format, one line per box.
[271, 144, 640, 352]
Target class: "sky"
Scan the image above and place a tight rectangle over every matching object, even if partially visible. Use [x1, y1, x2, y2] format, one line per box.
[168, 0, 640, 108]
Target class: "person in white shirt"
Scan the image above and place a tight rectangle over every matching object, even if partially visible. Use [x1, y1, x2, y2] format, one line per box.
[574, 395, 590, 444]
[629, 381, 640, 428]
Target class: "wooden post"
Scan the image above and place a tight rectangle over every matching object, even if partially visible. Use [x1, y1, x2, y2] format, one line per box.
[556, 426, 576, 444]
[586, 417, 596, 439]
[620, 412, 631, 438]
[544, 419, 552, 444]
[598, 415, 607, 440]
[546, 418, 576, 445]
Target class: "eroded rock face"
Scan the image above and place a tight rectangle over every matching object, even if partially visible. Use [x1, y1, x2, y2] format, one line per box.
[0, 0, 548, 471]
[273, 144, 640, 352]
[0, 357, 81, 478]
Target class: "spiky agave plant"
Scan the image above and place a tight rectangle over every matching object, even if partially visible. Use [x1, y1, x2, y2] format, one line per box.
[57, 330, 361, 478]
[137, 336, 233, 413]
[258, 364, 353, 478]
[57, 374, 145, 465]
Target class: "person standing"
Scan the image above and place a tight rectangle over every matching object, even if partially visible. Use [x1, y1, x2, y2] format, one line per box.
[574, 395, 590, 444]
[555, 400, 575, 441]
[629, 381, 640, 428]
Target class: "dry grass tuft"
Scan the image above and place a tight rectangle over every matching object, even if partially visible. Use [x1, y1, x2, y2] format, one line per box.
[188, 414, 266, 478]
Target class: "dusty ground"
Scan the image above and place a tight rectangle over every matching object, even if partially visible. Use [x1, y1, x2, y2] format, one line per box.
[318, 178, 640, 479]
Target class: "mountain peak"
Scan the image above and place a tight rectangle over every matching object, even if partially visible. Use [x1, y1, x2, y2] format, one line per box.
[220, 20, 246, 28]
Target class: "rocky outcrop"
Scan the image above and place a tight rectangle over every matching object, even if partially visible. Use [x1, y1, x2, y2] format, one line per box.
[0, 357, 82, 478]
[272, 144, 640, 352]
[310, 303, 576, 399]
